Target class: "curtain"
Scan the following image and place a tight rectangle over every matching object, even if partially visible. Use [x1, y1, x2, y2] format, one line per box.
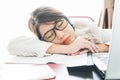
[98, 0, 115, 29]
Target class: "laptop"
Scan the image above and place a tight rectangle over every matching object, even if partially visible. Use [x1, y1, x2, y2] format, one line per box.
[92, 0, 120, 79]
[105, 0, 120, 79]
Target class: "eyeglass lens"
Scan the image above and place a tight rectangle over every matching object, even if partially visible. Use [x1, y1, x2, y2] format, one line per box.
[43, 18, 68, 42]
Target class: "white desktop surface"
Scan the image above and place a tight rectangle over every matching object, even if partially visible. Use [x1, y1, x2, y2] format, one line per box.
[0, 64, 56, 80]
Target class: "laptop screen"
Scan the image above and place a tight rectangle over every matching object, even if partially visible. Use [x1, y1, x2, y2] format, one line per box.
[105, 0, 120, 79]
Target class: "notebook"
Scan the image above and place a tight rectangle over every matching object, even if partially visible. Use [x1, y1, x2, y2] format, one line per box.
[1, 64, 56, 80]
[105, 0, 120, 79]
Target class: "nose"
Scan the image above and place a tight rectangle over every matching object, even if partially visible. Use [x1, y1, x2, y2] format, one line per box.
[55, 30, 64, 40]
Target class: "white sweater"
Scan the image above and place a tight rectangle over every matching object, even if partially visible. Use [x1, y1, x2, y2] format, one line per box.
[7, 20, 112, 57]
[7, 36, 52, 57]
[73, 20, 112, 44]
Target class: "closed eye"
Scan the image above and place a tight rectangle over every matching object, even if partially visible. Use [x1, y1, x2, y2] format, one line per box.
[56, 20, 64, 29]
[44, 30, 55, 41]
[46, 32, 54, 39]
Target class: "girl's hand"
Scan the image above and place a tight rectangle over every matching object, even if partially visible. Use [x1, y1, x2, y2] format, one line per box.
[68, 37, 98, 55]
[96, 43, 109, 52]
[47, 37, 98, 55]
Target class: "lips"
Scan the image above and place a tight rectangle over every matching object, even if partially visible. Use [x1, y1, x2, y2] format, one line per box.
[63, 36, 71, 44]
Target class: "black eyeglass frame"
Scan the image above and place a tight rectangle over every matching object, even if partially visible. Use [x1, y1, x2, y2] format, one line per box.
[35, 16, 74, 42]
[41, 18, 68, 42]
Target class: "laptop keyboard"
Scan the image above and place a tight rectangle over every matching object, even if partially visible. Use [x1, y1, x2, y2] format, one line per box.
[97, 56, 109, 65]
[92, 53, 109, 65]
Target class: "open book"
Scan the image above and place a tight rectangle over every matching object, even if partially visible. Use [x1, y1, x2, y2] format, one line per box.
[6, 54, 88, 67]
[6, 53, 109, 69]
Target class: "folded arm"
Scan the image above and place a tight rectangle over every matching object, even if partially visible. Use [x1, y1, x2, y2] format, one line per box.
[47, 37, 98, 55]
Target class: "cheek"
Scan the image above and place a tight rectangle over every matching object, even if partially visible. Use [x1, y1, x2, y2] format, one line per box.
[52, 40, 63, 44]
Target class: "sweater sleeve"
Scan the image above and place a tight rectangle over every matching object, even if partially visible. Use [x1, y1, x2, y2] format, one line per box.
[73, 20, 112, 44]
[7, 36, 52, 57]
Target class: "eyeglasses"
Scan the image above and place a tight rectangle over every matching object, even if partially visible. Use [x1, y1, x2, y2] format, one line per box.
[41, 18, 68, 42]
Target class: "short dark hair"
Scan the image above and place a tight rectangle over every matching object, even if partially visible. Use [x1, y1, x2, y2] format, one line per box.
[28, 6, 74, 40]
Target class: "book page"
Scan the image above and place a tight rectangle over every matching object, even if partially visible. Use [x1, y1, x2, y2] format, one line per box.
[6, 54, 87, 67]
[92, 53, 109, 71]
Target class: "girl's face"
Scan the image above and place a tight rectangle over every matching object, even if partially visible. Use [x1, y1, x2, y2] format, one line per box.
[39, 18, 76, 44]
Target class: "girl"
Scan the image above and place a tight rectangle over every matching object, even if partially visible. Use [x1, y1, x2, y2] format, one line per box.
[28, 6, 111, 56]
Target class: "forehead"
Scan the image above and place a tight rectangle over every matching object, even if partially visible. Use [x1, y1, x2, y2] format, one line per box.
[38, 21, 55, 36]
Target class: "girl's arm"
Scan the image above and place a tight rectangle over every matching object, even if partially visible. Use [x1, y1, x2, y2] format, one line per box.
[73, 20, 111, 53]
[96, 43, 109, 52]
[47, 37, 98, 55]
[7, 36, 52, 57]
